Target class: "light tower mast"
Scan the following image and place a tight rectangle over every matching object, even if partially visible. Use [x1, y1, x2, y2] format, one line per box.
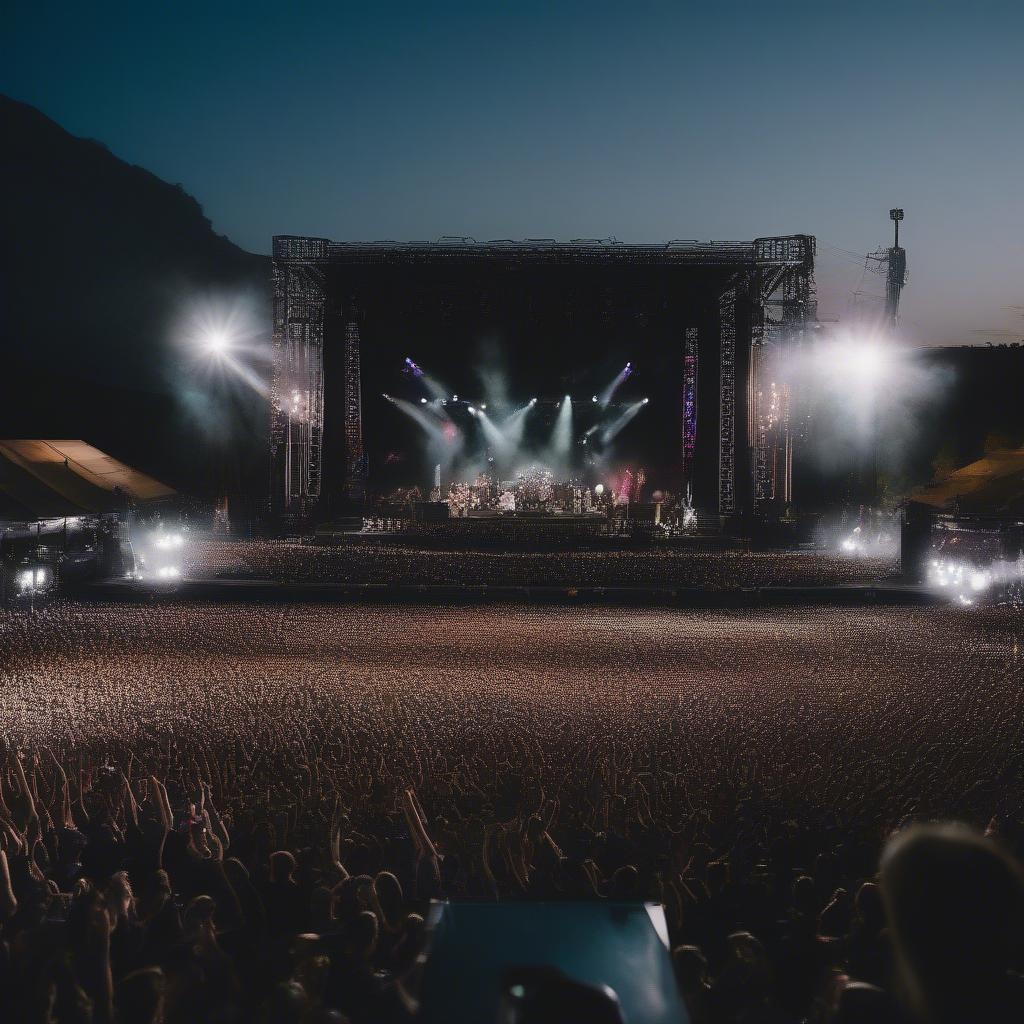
[885, 208, 907, 329]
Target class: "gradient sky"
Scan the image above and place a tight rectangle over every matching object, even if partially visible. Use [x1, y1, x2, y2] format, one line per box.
[5, 0, 1023, 345]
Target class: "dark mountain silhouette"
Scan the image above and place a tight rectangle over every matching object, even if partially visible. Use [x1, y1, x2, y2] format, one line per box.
[1, 94, 1021, 505]
[0, 94, 269, 494]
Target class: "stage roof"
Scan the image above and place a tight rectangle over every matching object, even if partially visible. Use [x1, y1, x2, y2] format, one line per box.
[273, 233, 815, 268]
[0, 440, 174, 521]
[914, 446, 1024, 514]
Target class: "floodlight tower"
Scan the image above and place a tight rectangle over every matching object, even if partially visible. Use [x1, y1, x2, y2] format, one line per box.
[885, 208, 907, 330]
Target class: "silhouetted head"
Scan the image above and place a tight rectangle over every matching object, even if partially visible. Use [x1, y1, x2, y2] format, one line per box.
[116, 967, 166, 1024]
[792, 874, 817, 917]
[345, 909, 379, 961]
[706, 859, 730, 894]
[672, 943, 709, 994]
[717, 930, 773, 1002]
[608, 864, 640, 900]
[334, 874, 374, 922]
[831, 980, 899, 1024]
[267, 980, 308, 1024]
[269, 850, 297, 884]
[853, 881, 885, 934]
[183, 895, 217, 941]
[881, 822, 1024, 1021]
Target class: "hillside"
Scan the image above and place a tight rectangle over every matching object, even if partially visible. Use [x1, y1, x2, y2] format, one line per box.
[0, 95, 269, 493]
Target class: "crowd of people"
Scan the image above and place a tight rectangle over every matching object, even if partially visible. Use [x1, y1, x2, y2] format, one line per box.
[2, 599, 1022, 1022]
[184, 539, 898, 590]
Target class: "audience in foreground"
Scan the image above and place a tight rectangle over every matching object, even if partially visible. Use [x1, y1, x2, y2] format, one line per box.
[2, 750, 1023, 1023]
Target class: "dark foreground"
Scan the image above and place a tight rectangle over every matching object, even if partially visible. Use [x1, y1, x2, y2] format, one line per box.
[2, 601, 1022, 1022]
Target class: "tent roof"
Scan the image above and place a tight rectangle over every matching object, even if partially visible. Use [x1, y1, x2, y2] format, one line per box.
[0, 440, 174, 520]
[914, 447, 1024, 514]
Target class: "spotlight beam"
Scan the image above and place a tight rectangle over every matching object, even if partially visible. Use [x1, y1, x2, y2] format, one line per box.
[499, 400, 534, 448]
[477, 411, 512, 455]
[222, 352, 269, 396]
[387, 396, 458, 444]
[420, 373, 449, 403]
[551, 395, 573, 456]
[602, 399, 646, 444]
[598, 362, 633, 408]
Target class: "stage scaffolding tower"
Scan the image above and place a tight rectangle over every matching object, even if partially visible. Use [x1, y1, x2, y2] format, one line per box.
[270, 239, 328, 514]
[747, 239, 817, 513]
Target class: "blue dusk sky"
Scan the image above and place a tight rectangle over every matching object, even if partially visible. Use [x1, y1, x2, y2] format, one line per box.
[5, 0, 1023, 344]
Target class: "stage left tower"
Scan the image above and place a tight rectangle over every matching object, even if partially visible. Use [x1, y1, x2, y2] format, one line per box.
[270, 236, 328, 516]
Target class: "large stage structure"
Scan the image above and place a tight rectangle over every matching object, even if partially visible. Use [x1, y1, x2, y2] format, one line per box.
[270, 235, 815, 521]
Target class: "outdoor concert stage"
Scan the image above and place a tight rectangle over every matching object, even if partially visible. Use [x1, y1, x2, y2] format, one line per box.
[270, 235, 817, 521]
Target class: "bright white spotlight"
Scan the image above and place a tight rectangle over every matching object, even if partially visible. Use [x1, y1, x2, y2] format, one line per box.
[480, 403, 487, 410]
[179, 291, 270, 397]
[595, 484, 605, 495]
[468, 406, 476, 415]
[420, 397, 428, 404]
[819, 333, 892, 392]
[642, 397, 649, 404]
[847, 344, 885, 382]
[592, 395, 598, 402]
[204, 329, 230, 356]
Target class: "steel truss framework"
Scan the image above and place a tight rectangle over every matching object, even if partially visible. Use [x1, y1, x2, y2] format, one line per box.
[748, 253, 817, 511]
[270, 235, 815, 517]
[682, 326, 699, 494]
[270, 246, 326, 508]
